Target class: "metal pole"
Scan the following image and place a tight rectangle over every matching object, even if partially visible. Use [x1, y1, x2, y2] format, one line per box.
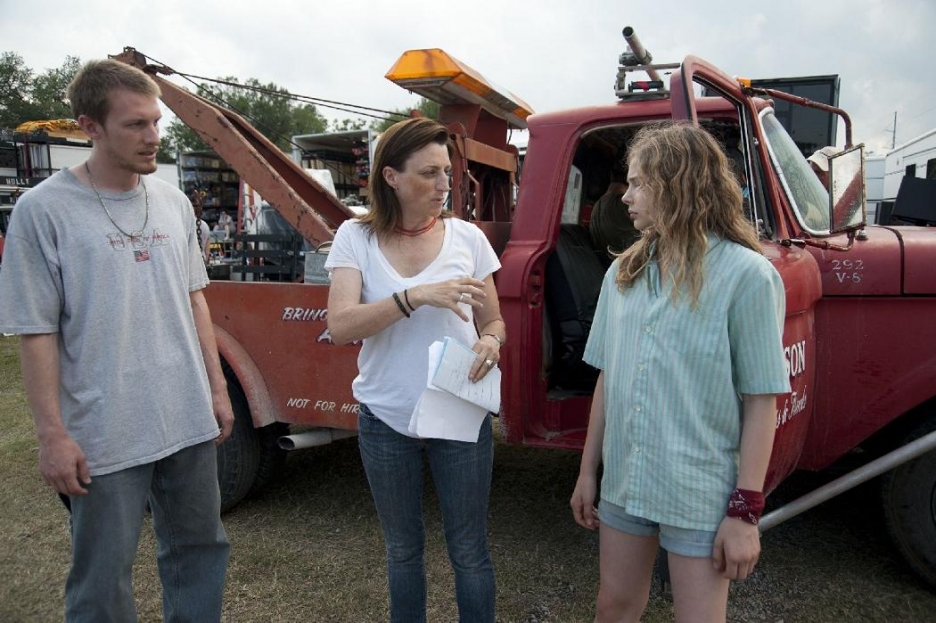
[759, 428, 936, 532]
[622, 26, 661, 83]
[892, 111, 897, 149]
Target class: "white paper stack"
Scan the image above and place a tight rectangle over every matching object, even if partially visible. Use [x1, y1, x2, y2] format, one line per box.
[408, 337, 502, 442]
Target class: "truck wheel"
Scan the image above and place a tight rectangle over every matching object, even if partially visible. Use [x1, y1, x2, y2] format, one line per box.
[880, 417, 936, 589]
[216, 368, 260, 513]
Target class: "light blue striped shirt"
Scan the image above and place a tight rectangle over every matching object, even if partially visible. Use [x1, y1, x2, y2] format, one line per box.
[584, 236, 790, 531]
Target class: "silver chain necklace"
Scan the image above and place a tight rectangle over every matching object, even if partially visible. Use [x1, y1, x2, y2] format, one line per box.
[85, 162, 149, 238]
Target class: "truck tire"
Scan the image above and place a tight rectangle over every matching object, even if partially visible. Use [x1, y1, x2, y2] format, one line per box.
[880, 417, 936, 589]
[216, 367, 260, 513]
[248, 422, 288, 497]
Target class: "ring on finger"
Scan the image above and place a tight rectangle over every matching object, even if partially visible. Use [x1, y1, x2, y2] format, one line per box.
[459, 292, 468, 301]
[484, 359, 495, 367]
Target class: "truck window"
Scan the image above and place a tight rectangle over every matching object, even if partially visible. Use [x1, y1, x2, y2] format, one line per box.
[760, 110, 831, 233]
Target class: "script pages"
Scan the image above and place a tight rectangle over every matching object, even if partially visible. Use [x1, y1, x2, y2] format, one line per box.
[408, 336, 502, 442]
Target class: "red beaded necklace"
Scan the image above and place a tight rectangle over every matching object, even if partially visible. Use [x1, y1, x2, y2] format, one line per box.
[395, 216, 438, 237]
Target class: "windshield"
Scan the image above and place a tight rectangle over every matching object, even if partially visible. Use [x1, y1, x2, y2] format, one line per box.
[760, 110, 831, 234]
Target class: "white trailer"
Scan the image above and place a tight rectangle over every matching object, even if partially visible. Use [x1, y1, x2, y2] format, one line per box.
[865, 154, 885, 224]
[882, 128, 936, 201]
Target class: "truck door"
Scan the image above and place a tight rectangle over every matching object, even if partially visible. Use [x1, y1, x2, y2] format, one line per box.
[670, 58, 821, 493]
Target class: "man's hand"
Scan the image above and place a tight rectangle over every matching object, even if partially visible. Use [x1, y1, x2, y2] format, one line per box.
[712, 516, 761, 580]
[38, 433, 91, 496]
[213, 391, 234, 445]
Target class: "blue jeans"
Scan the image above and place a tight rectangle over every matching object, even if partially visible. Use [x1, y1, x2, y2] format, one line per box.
[65, 441, 230, 623]
[358, 404, 495, 623]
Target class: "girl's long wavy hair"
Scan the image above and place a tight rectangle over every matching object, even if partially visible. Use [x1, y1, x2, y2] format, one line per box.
[615, 122, 761, 306]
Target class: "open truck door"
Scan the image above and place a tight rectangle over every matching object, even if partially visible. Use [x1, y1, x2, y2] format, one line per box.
[668, 55, 823, 493]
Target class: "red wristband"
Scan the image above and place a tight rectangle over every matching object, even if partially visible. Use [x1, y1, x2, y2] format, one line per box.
[726, 488, 765, 525]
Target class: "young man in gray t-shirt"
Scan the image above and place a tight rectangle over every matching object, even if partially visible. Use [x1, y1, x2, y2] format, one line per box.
[0, 59, 233, 621]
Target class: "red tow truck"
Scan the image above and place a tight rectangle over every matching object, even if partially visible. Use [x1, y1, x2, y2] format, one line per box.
[114, 27, 936, 588]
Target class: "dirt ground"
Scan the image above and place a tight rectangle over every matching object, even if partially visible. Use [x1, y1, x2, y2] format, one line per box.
[2, 336, 936, 621]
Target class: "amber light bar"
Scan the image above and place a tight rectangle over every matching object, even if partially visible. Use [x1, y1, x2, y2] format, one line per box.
[386, 48, 534, 129]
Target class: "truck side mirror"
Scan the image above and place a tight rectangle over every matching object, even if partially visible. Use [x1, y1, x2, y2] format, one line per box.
[828, 145, 866, 233]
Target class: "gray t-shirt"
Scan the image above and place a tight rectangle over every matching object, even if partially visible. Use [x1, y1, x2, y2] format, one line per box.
[0, 168, 219, 476]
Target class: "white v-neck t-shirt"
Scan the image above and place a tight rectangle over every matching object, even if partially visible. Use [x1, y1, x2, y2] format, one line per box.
[325, 217, 500, 435]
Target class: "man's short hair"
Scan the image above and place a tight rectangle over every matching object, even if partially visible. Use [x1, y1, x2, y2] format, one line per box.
[67, 59, 161, 124]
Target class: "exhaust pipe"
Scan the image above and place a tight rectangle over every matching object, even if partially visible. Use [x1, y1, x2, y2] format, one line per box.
[278, 428, 357, 451]
[622, 26, 662, 82]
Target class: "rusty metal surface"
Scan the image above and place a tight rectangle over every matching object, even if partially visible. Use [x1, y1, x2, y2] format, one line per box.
[463, 137, 517, 172]
[205, 281, 360, 430]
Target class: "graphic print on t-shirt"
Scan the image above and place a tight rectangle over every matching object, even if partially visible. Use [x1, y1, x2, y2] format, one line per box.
[106, 228, 172, 259]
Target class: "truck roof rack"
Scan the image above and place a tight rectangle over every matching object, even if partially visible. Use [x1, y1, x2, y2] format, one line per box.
[615, 26, 677, 100]
[615, 63, 680, 100]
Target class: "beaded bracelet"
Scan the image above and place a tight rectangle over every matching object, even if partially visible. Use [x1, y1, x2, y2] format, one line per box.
[391, 292, 410, 318]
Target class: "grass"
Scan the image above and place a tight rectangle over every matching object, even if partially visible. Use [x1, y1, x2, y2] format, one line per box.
[2, 334, 936, 621]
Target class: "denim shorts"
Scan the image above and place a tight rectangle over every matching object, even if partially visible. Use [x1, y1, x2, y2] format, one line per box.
[598, 500, 715, 558]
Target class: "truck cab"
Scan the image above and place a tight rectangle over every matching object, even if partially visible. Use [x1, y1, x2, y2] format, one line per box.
[503, 49, 936, 587]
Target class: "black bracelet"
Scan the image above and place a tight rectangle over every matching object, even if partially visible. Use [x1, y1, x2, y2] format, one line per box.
[391, 292, 410, 318]
[403, 289, 416, 312]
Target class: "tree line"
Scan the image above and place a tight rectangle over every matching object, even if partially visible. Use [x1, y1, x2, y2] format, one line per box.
[0, 52, 437, 164]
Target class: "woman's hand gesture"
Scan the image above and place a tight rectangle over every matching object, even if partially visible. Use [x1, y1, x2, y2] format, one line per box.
[408, 277, 488, 322]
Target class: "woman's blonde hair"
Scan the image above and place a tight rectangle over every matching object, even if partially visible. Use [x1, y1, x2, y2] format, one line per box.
[615, 122, 761, 306]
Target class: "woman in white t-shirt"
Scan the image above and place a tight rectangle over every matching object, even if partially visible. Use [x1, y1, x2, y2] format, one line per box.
[326, 118, 504, 623]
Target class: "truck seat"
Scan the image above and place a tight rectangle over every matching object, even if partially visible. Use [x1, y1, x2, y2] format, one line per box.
[543, 224, 605, 393]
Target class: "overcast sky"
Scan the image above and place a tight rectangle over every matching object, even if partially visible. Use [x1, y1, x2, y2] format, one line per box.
[3, 0, 934, 153]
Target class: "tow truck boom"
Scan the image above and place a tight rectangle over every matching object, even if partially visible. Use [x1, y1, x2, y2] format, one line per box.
[111, 47, 356, 246]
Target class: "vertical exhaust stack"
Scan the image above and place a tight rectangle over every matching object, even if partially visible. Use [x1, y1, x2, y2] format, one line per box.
[621, 26, 661, 83]
[615, 26, 674, 99]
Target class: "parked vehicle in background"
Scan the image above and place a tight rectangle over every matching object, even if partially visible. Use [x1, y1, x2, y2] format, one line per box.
[877, 128, 936, 227]
[112, 26, 936, 589]
[0, 178, 35, 267]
